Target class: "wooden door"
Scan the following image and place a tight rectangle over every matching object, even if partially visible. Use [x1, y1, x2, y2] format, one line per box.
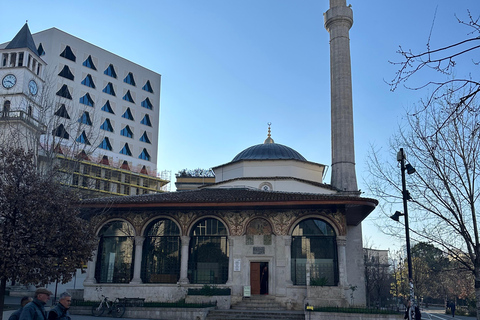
[250, 262, 261, 295]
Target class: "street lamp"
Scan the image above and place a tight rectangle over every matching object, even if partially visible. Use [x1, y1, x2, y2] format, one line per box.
[390, 148, 416, 319]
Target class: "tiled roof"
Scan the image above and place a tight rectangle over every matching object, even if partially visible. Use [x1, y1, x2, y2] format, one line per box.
[5, 23, 39, 56]
[81, 187, 376, 206]
[80, 188, 377, 226]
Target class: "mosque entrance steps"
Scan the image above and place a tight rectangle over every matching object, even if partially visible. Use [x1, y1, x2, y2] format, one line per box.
[231, 295, 284, 310]
[206, 295, 305, 320]
[206, 309, 305, 320]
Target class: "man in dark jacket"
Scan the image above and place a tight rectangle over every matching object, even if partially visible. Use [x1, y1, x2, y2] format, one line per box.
[48, 292, 71, 320]
[8, 297, 32, 320]
[19, 288, 52, 320]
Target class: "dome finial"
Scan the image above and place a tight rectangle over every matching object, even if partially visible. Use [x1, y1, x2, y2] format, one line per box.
[264, 122, 274, 144]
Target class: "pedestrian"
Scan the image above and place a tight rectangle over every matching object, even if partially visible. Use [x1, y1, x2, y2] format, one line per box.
[450, 301, 456, 317]
[260, 265, 268, 295]
[8, 297, 33, 320]
[19, 288, 52, 320]
[404, 301, 421, 320]
[48, 292, 71, 320]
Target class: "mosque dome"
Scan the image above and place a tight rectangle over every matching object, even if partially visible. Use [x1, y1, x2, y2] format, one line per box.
[232, 124, 307, 162]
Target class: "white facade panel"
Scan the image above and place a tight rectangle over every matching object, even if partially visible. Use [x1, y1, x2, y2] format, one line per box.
[31, 28, 160, 174]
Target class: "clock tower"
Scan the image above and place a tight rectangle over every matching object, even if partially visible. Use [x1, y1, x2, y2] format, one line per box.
[0, 23, 46, 153]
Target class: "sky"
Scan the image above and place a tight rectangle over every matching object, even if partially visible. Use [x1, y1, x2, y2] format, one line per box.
[1, 0, 478, 251]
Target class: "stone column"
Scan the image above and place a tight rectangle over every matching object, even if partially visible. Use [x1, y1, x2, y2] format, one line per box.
[84, 249, 98, 284]
[6, 53, 12, 67]
[130, 236, 145, 284]
[324, 0, 358, 192]
[226, 238, 234, 284]
[178, 236, 190, 284]
[284, 236, 293, 284]
[337, 237, 347, 287]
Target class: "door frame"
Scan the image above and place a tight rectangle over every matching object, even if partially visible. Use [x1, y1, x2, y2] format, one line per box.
[248, 257, 274, 296]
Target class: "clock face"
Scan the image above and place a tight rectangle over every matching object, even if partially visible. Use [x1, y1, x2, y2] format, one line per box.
[28, 80, 38, 95]
[2, 74, 16, 89]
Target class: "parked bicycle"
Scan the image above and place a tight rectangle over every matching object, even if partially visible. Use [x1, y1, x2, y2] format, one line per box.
[91, 295, 126, 318]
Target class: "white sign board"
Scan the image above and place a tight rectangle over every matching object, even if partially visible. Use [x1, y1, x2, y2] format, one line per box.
[243, 285, 251, 297]
[234, 259, 241, 272]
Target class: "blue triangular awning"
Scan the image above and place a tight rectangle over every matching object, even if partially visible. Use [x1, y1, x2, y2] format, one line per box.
[5, 23, 39, 57]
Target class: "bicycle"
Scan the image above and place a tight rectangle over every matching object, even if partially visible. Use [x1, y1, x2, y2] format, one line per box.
[91, 295, 126, 318]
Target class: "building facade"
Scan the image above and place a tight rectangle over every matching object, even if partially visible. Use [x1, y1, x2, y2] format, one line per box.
[80, 132, 377, 309]
[0, 24, 168, 196]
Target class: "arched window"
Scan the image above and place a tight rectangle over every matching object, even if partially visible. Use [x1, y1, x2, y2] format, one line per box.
[95, 221, 135, 283]
[188, 218, 229, 284]
[141, 219, 181, 283]
[291, 219, 338, 286]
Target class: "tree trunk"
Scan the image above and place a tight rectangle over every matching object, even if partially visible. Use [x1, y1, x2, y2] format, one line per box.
[0, 277, 7, 320]
[475, 268, 480, 320]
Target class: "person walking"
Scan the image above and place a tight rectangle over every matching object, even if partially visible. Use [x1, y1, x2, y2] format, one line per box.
[48, 292, 71, 320]
[8, 297, 32, 320]
[19, 288, 52, 320]
[450, 301, 456, 317]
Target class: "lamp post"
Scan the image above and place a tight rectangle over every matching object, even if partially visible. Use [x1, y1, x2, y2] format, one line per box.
[390, 148, 416, 319]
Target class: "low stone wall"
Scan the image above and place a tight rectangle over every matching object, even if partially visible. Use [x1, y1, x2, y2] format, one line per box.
[69, 306, 214, 320]
[305, 311, 403, 320]
[83, 283, 187, 302]
[185, 295, 231, 309]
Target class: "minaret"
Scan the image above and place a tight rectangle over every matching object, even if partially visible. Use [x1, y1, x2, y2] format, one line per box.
[324, 0, 358, 193]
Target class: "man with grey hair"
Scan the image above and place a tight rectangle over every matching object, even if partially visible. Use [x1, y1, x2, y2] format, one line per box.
[48, 292, 71, 320]
[19, 288, 52, 320]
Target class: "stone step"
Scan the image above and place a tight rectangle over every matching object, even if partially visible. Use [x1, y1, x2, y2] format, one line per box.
[206, 309, 305, 320]
[231, 296, 286, 311]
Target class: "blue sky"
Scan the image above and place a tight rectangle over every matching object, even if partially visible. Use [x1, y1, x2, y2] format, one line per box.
[1, 1, 478, 250]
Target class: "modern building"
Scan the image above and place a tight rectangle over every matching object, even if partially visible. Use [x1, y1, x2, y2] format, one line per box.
[0, 24, 168, 196]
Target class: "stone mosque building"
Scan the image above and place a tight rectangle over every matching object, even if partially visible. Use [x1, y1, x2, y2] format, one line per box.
[79, 0, 378, 310]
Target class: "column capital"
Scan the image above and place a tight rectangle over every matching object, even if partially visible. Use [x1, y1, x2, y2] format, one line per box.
[337, 236, 347, 247]
[181, 235, 190, 245]
[135, 235, 145, 246]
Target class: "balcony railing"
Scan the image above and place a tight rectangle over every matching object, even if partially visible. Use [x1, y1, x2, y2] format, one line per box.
[0, 110, 46, 133]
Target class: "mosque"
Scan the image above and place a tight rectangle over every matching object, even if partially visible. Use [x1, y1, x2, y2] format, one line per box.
[79, 0, 377, 310]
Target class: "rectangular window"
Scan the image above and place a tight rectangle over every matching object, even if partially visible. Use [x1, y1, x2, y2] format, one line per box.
[10, 53, 16, 67]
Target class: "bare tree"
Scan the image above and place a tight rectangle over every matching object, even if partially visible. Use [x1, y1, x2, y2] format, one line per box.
[364, 248, 393, 308]
[366, 91, 480, 318]
[389, 10, 480, 130]
[0, 147, 97, 320]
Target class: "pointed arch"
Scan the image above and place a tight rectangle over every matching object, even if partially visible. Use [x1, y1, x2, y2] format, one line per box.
[142, 80, 153, 93]
[60, 45, 76, 62]
[83, 55, 97, 70]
